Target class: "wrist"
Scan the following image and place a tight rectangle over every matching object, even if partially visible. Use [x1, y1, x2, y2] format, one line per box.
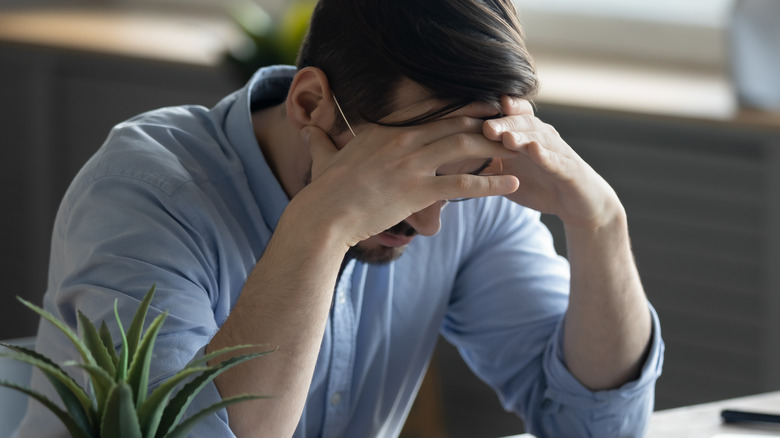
[563, 196, 627, 243]
[280, 190, 355, 256]
[566, 189, 625, 228]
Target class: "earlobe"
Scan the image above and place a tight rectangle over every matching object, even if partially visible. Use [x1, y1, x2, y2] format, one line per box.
[286, 67, 336, 131]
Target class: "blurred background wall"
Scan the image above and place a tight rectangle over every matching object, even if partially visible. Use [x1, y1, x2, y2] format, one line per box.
[2, 0, 780, 437]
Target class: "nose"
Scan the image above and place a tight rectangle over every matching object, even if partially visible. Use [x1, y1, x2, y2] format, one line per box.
[405, 202, 446, 237]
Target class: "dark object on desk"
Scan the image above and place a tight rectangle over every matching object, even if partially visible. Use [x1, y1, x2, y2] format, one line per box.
[721, 409, 780, 426]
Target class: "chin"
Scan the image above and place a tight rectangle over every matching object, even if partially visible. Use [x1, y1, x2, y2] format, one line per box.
[347, 242, 408, 265]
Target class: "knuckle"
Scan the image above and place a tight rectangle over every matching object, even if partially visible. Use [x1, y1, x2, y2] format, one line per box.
[507, 114, 533, 132]
[453, 115, 476, 131]
[392, 130, 417, 147]
[488, 176, 502, 192]
[396, 155, 418, 173]
[540, 131, 557, 146]
[455, 174, 473, 191]
[535, 118, 556, 135]
[451, 133, 471, 151]
[394, 131, 414, 144]
[533, 133, 548, 145]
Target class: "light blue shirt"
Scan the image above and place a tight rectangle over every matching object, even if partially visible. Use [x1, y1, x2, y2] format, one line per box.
[17, 66, 663, 438]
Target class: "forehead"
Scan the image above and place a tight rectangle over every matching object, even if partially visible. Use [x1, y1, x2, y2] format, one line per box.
[380, 78, 498, 124]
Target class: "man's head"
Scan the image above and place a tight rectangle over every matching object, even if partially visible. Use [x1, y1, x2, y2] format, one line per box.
[286, 0, 538, 264]
[297, 0, 539, 132]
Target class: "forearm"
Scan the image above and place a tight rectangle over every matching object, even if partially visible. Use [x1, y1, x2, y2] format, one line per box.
[562, 203, 652, 390]
[207, 199, 349, 437]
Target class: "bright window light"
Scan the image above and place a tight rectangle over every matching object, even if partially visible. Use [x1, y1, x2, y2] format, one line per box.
[515, 0, 733, 27]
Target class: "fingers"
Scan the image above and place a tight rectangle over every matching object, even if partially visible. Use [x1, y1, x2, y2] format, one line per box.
[423, 132, 519, 171]
[500, 95, 534, 116]
[483, 114, 539, 141]
[301, 125, 338, 180]
[482, 96, 537, 142]
[416, 115, 484, 145]
[502, 131, 552, 153]
[432, 173, 519, 200]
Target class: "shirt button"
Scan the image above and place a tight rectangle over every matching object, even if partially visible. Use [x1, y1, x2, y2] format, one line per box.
[330, 392, 342, 406]
[338, 293, 346, 304]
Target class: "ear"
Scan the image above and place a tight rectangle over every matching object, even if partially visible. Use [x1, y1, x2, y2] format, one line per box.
[286, 67, 337, 132]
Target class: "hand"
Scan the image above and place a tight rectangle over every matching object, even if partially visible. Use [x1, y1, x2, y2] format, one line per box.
[298, 118, 520, 247]
[483, 96, 622, 230]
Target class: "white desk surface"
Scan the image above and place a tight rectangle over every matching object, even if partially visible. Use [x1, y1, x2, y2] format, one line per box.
[501, 392, 780, 438]
[646, 391, 780, 437]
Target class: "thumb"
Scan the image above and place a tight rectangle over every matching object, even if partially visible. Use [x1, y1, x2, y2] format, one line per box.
[301, 125, 338, 180]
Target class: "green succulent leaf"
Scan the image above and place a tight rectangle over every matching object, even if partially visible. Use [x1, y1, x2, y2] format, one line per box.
[6, 288, 272, 438]
[127, 285, 157, 361]
[16, 296, 97, 369]
[189, 344, 275, 368]
[127, 311, 168, 408]
[138, 366, 209, 438]
[0, 343, 92, 410]
[78, 311, 116, 377]
[46, 368, 97, 436]
[114, 300, 130, 382]
[100, 382, 142, 438]
[155, 350, 270, 438]
[0, 349, 94, 425]
[163, 394, 270, 438]
[98, 321, 120, 367]
[0, 379, 94, 438]
[66, 361, 117, 419]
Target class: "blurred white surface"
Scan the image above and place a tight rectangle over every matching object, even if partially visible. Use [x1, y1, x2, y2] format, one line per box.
[0, 8, 242, 66]
[731, 0, 780, 110]
[647, 392, 780, 438]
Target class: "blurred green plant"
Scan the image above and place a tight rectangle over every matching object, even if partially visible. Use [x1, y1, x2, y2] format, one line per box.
[0, 285, 272, 438]
[228, 0, 317, 79]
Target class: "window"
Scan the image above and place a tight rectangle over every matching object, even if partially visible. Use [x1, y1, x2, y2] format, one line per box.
[514, 0, 734, 67]
[515, 0, 732, 27]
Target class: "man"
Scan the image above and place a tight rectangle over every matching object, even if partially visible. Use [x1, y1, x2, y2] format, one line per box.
[18, 0, 663, 436]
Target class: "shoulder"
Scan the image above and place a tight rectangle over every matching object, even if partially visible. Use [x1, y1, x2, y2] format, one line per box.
[54, 103, 249, 239]
[85, 105, 233, 196]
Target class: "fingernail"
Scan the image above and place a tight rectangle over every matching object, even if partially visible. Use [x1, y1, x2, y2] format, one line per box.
[300, 127, 311, 143]
[486, 120, 502, 133]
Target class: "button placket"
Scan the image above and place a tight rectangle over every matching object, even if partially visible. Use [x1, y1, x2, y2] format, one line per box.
[322, 260, 357, 437]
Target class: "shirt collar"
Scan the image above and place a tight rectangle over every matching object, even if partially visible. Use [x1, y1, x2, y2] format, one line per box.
[222, 65, 298, 231]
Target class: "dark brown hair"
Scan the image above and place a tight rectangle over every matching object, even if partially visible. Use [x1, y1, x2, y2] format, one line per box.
[297, 0, 538, 131]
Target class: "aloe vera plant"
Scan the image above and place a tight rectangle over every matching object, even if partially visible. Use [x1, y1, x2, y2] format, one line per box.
[0, 285, 272, 438]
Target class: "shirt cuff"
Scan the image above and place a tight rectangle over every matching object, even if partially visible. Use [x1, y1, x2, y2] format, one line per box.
[541, 303, 664, 426]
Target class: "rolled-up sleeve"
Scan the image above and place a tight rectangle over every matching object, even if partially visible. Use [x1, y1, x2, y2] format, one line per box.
[442, 197, 664, 438]
[534, 305, 664, 437]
